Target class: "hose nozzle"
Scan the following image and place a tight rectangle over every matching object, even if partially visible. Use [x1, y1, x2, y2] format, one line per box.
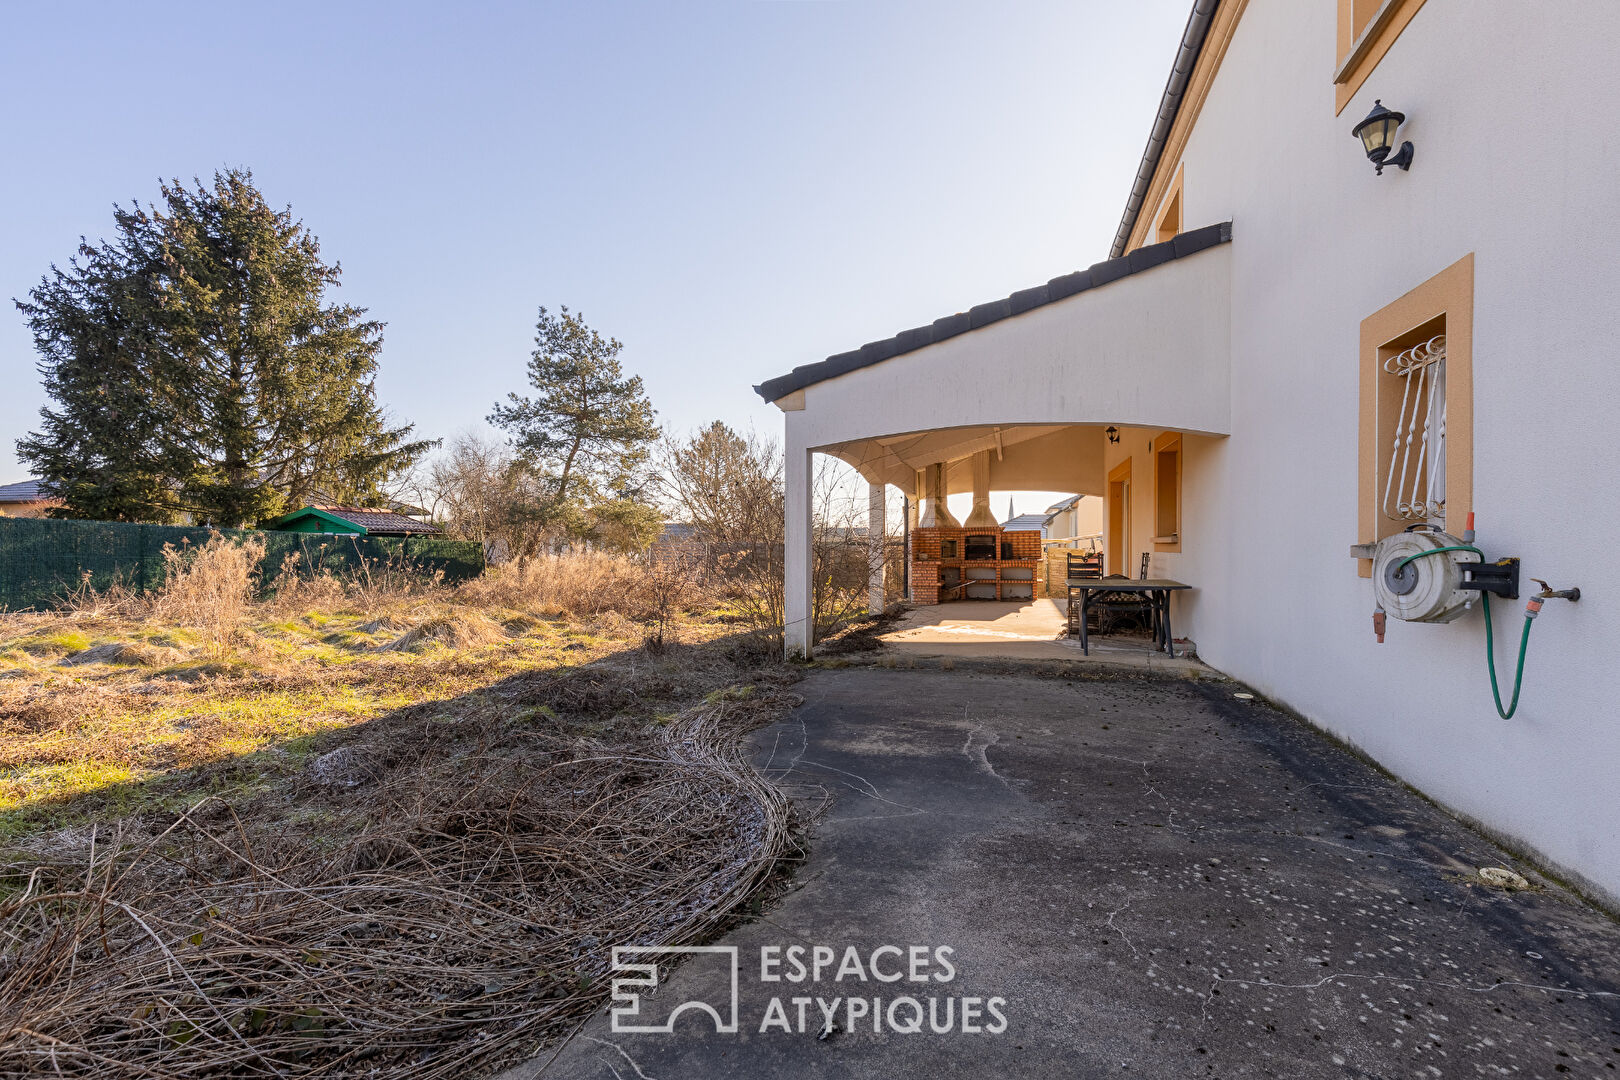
[1372, 606, 1386, 644]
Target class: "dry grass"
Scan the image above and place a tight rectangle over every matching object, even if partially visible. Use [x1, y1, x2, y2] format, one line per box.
[0, 550, 801, 1075]
[155, 534, 267, 658]
[458, 552, 708, 622]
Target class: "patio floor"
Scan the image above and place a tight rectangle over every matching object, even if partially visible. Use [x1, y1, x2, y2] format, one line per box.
[503, 667, 1620, 1080]
[878, 599, 1201, 671]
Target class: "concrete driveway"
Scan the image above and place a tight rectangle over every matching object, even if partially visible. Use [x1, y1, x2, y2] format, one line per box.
[505, 667, 1620, 1079]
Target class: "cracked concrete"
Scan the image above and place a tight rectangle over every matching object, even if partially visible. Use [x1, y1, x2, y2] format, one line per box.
[498, 668, 1620, 1079]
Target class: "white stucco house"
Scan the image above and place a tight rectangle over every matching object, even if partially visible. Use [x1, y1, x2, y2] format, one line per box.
[755, 0, 1620, 904]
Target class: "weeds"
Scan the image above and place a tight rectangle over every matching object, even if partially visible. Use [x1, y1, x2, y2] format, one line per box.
[154, 533, 266, 657]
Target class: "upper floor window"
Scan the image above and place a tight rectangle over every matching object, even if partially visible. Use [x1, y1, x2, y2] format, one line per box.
[1335, 0, 1430, 115]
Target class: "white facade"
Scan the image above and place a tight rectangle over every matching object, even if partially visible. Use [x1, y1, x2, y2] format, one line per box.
[765, 0, 1620, 905]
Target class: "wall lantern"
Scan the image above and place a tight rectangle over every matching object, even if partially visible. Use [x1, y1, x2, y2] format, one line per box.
[1105, 426, 1120, 444]
[1352, 99, 1414, 175]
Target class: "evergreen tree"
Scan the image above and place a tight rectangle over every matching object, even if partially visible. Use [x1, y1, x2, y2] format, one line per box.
[15, 169, 431, 525]
[488, 306, 660, 550]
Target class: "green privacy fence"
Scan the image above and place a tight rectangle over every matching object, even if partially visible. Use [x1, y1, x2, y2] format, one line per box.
[0, 517, 485, 611]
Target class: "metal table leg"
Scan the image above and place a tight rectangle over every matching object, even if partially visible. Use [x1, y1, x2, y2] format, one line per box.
[1160, 590, 1176, 659]
[1079, 588, 1090, 655]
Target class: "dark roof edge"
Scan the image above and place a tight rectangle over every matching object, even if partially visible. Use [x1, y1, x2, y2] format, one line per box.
[1108, 0, 1221, 260]
[753, 220, 1231, 404]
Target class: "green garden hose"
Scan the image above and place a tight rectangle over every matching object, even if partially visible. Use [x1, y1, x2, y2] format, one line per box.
[1395, 544, 1534, 720]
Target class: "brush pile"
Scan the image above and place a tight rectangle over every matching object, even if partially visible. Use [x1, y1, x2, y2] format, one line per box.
[0, 666, 800, 1077]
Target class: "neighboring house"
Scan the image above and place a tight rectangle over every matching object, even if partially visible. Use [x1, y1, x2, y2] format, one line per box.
[755, 1, 1620, 903]
[264, 506, 442, 537]
[1038, 495, 1103, 549]
[0, 480, 62, 519]
[1002, 499, 1102, 548]
[999, 512, 1049, 534]
[649, 522, 708, 567]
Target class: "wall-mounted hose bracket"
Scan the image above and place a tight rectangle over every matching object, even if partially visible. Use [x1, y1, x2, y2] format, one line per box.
[1460, 557, 1520, 600]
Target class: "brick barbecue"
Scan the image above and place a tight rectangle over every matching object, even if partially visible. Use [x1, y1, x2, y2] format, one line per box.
[909, 525, 1041, 605]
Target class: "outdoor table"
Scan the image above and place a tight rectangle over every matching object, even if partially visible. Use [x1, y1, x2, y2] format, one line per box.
[1068, 578, 1193, 658]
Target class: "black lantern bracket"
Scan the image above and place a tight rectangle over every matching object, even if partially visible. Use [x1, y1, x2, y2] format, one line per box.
[1376, 140, 1415, 175]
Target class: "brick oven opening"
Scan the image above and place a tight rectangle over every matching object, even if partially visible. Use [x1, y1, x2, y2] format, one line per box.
[964, 533, 998, 561]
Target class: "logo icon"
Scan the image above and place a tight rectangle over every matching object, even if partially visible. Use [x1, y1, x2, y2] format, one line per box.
[610, 946, 740, 1034]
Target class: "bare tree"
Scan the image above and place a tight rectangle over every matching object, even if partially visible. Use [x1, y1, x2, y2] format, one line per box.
[655, 422, 783, 546]
[426, 432, 551, 560]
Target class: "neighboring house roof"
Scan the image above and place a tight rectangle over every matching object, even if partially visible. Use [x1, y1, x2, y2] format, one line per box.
[1111, 0, 1221, 258]
[753, 221, 1231, 404]
[0, 480, 51, 502]
[1044, 494, 1083, 515]
[265, 505, 441, 536]
[1001, 513, 1051, 532]
[657, 522, 700, 541]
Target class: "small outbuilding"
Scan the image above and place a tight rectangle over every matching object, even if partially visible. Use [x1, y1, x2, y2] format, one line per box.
[264, 506, 441, 538]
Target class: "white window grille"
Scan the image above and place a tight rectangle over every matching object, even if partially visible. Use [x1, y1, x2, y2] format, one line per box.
[1381, 333, 1446, 523]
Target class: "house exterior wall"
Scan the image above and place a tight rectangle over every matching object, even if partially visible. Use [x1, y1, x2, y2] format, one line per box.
[1045, 496, 1103, 545]
[0, 501, 61, 520]
[783, 243, 1235, 452]
[1147, 0, 1620, 902]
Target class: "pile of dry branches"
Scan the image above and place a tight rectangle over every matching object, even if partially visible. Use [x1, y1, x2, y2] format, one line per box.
[0, 673, 800, 1076]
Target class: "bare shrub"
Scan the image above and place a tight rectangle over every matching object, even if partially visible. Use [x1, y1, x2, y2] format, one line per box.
[153, 533, 266, 656]
[641, 551, 709, 651]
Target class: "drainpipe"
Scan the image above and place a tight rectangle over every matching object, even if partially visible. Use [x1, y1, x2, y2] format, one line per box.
[902, 496, 911, 601]
[1109, 0, 1219, 259]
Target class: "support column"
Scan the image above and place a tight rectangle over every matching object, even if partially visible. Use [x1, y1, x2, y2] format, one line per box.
[867, 481, 886, 614]
[962, 450, 997, 528]
[783, 431, 814, 659]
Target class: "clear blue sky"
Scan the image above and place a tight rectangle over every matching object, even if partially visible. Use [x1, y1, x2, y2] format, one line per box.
[0, 0, 1190, 507]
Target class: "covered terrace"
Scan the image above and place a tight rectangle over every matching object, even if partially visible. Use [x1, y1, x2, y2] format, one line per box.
[754, 223, 1234, 657]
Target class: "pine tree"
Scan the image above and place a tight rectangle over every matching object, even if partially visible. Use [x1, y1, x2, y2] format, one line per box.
[488, 306, 661, 550]
[15, 168, 432, 525]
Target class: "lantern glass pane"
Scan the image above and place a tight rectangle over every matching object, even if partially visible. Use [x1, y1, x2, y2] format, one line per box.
[1360, 118, 1390, 154]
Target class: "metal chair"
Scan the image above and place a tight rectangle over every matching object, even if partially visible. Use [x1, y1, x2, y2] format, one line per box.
[1088, 561, 1157, 638]
[1064, 551, 1103, 637]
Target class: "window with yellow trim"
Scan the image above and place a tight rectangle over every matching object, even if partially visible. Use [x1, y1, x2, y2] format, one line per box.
[1152, 432, 1182, 551]
[1356, 255, 1473, 576]
[1335, 0, 1429, 115]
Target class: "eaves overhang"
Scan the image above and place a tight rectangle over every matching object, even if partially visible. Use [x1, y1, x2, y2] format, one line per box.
[754, 221, 1232, 405]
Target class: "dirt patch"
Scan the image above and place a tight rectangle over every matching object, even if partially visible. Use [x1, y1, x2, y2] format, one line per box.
[813, 605, 910, 655]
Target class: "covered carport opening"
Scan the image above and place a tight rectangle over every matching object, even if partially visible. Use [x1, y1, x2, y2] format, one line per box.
[755, 222, 1234, 657]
